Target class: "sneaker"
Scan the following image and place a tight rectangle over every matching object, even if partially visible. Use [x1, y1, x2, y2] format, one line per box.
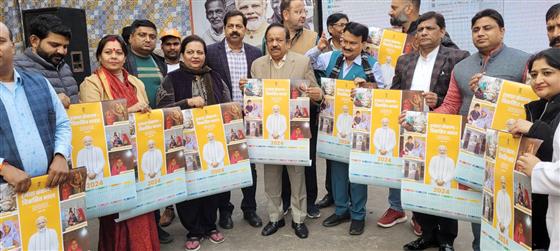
[206, 230, 225, 244]
[184, 237, 202, 251]
[307, 205, 321, 219]
[377, 208, 407, 228]
[410, 216, 422, 236]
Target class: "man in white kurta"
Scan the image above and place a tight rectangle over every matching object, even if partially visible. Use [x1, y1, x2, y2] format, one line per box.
[373, 118, 396, 156]
[429, 145, 455, 188]
[266, 105, 287, 140]
[28, 216, 59, 251]
[496, 176, 512, 234]
[141, 140, 163, 180]
[203, 133, 225, 168]
[76, 136, 105, 182]
[336, 105, 353, 139]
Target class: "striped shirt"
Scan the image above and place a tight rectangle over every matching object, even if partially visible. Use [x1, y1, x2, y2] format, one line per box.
[134, 54, 163, 108]
[225, 43, 247, 105]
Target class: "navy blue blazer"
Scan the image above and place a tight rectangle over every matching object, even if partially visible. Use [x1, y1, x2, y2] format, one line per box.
[206, 39, 263, 98]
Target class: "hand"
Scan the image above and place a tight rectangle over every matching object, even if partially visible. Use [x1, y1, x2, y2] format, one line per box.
[212, 162, 218, 167]
[305, 86, 323, 102]
[188, 96, 205, 108]
[508, 119, 533, 136]
[57, 93, 71, 108]
[0, 162, 31, 193]
[47, 154, 69, 187]
[516, 153, 540, 177]
[239, 78, 248, 93]
[128, 102, 150, 113]
[422, 91, 438, 109]
[469, 73, 484, 92]
[317, 32, 329, 51]
[354, 77, 367, 87]
[87, 173, 96, 180]
[436, 179, 444, 186]
[380, 150, 387, 155]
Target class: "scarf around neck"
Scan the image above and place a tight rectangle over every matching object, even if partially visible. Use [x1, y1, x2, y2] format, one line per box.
[180, 63, 217, 105]
[329, 52, 376, 84]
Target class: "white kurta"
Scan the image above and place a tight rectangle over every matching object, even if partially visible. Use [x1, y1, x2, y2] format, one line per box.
[266, 114, 287, 139]
[141, 149, 163, 180]
[531, 124, 560, 250]
[28, 228, 59, 251]
[336, 113, 352, 138]
[76, 146, 105, 181]
[373, 127, 396, 154]
[496, 189, 512, 233]
[203, 141, 225, 168]
[428, 155, 455, 188]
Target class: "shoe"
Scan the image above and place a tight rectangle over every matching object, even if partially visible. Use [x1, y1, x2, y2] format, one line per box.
[206, 229, 225, 244]
[159, 206, 176, 227]
[410, 216, 422, 236]
[291, 221, 309, 239]
[403, 237, 438, 251]
[349, 219, 365, 235]
[158, 226, 173, 244]
[439, 244, 454, 251]
[243, 211, 263, 227]
[316, 194, 334, 208]
[184, 237, 202, 251]
[307, 205, 321, 219]
[261, 219, 285, 236]
[322, 213, 350, 227]
[377, 208, 407, 228]
[219, 212, 233, 229]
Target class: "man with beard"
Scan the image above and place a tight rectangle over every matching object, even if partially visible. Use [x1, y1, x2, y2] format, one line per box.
[160, 29, 182, 73]
[388, 0, 458, 49]
[202, 0, 226, 45]
[280, 0, 317, 54]
[236, 0, 268, 49]
[14, 14, 77, 108]
[546, 3, 560, 48]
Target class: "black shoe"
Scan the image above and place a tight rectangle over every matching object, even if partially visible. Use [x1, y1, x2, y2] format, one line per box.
[316, 194, 334, 208]
[219, 212, 233, 229]
[307, 205, 321, 219]
[291, 221, 309, 239]
[403, 237, 438, 251]
[261, 219, 285, 236]
[157, 226, 173, 244]
[243, 211, 263, 227]
[439, 244, 454, 251]
[322, 213, 350, 227]
[349, 219, 365, 235]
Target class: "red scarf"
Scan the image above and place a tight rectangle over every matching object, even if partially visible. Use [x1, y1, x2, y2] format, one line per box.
[97, 66, 139, 108]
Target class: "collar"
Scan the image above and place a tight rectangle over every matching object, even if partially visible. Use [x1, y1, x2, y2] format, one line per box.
[419, 46, 440, 61]
[225, 41, 245, 53]
[269, 54, 287, 64]
[345, 54, 363, 66]
[1, 68, 23, 85]
[328, 38, 342, 51]
[24, 47, 61, 70]
[478, 43, 505, 59]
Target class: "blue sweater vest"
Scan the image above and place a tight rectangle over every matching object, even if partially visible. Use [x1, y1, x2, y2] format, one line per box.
[325, 51, 377, 81]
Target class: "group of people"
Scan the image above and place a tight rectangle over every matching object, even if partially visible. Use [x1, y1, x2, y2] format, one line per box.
[0, 0, 559, 251]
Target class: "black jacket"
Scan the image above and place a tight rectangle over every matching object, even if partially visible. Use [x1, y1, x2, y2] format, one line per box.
[524, 93, 560, 161]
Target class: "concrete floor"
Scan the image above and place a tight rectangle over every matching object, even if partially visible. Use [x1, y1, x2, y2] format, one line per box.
[88, 158, 474, 250]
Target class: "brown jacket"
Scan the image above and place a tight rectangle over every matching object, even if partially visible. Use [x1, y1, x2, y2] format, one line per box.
[79, 72, 149, 104]
[289, 29, 318, 55]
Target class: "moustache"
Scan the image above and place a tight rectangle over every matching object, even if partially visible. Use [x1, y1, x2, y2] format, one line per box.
[230, 32, 241, 37]
[550, 36, 560, 47]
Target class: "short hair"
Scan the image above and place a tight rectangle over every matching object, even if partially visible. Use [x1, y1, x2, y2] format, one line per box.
[528, 48, 560, 72]
[265, 23, 290, 41]
[546, 3, 560, 22]
[407, 136, 413, 140]
[326, 13, 349, 27]
[474, 103, 480, 107]
[279, 0, 299, 22]
[417, 11, 446, 29]
[343, 22, 369, 42]
[180, 35, 207, 55]
[130, 19, 157, 35]
[471, 9, 504, 28]
[28, 14, 72, 40]
[121, 26, 132, 44]
[223, 10, 248, 27]
[409, 0, 421, 10]
[95, 35, 128, 61]
[205, 0, 225, 10]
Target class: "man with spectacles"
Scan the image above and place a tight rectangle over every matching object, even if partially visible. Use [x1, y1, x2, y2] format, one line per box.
[280, 0, 317, 54]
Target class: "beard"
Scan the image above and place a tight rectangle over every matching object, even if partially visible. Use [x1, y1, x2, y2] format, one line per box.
[247, 16, 265, 31]
[550, 36, 560, 47]
[389, 11, 408, 27]
[36, 46, 65, 66]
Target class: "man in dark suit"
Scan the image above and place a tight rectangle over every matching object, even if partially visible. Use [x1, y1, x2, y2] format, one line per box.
[206, 10, 263, 229]
[387, 11, 469, 251]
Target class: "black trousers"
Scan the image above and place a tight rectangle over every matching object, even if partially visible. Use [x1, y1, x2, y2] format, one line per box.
[414, 212, 458, 245]
[176, 194, 219, 238]
[532, 193, 550, 249]
[282, 112, 319, 210]
[325, 160, 332, 197]
[218, 163, 258, 214]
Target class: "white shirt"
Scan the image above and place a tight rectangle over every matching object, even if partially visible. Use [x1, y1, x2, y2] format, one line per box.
[77, 146, 105, 181]
[428, 154, 455, 188]
[141, 148, 163, 179]
[167, 63, 180, 73]
[266, 113, 287, 139]
[336, 113, 353, 138]
[496, 188, 512, 233]
[28, 228, 58, 251]
[410, 46, 440, 92]
[203, 140, 225, 168]
[373, 126, 396, 154]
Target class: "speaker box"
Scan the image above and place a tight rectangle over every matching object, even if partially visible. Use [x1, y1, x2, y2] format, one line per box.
[22, 7, 91, 85]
